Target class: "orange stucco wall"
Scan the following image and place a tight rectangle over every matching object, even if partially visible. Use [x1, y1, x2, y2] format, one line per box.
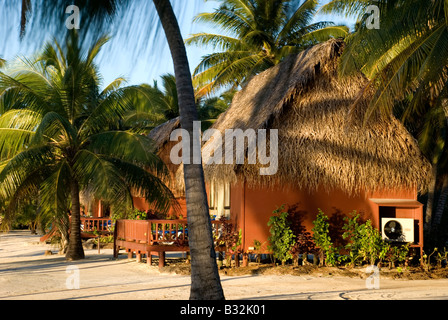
[230, 182, 421, 252]
[133, 196, 187, 218]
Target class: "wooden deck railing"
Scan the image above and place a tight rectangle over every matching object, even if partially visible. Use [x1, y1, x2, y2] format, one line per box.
[80, 217, 113, 234]
[114, 219, 224, 268]
[115, 219, 222, 245]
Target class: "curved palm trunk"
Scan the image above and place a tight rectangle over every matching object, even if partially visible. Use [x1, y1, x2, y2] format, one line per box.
[425, 165, 437, 233]
[432, 175, 448, 233]
[66, 179, 85, 261]
[153, 0, 224, 300]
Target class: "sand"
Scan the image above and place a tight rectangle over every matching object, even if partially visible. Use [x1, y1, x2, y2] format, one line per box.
[1, 230, 448, 301]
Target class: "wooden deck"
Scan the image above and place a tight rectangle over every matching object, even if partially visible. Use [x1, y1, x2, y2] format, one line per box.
[39, 217, 113, 242]
[80, 217, 113, 238]
[113, 219, 225, 268]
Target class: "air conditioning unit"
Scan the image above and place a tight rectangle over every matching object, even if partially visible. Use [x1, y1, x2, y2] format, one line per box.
[381, 218, 414, 243]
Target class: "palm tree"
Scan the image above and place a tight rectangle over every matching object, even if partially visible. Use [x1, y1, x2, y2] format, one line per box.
[0, 32, 175, 260]
[153, 0, 224, 300]
[153, 73, 180, 120]
[186, 0, 349, 94]
[197, 89, 236, 130]
[321, 0, 448, 236]
[138, 72, 233, 128]
[122, 82, 171, 134]
[12, 0, 225, 301]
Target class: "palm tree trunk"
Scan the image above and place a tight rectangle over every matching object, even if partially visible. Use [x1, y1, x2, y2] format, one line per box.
[153, 0, 224, 300]
[66, 179, 85, 261]
[425, 165, 437, 233]
[432, 175, 448, 232]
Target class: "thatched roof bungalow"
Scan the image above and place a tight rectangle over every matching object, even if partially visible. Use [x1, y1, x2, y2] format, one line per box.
[149, 39, 431, 255]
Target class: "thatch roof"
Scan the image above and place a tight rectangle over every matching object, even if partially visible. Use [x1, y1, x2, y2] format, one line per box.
[176, 39, 431, 195]
[148, 117, 181, 150]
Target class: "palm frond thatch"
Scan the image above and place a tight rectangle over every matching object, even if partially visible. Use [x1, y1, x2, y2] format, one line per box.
[148, 116, 181, 150]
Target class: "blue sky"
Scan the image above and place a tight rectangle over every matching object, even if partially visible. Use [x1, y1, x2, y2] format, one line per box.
[97, 0, 354, 87]
[1, 0, 355, 89]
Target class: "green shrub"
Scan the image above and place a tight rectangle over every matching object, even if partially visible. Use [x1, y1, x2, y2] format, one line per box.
[357, 220, 389, 265]
[128, 209, 148, 220]
[341, 211, 391, 267]
[386, 243, 410, 268]
[341, 212, 414, 267]
[268, 205, 295, 265]
[312, 209, 337, 266]
[341, 211, 363, 267]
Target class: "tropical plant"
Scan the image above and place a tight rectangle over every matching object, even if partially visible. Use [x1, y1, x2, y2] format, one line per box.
[197, 89, 236, 131]
[251, 239, 267, 263]
[356, 220, 388, 266]
[215, 216, 243, 266]
[436, 247, 448, 268]
[420, 247, 439, 272]
[312, 209, 337, 266]
[0, 32, 175, 260]
[341, 211, 364, 267]
[268, 205, 296, 265]
[147, 73, 180, 121]
[122, 83, 169, 134]
[386, 243, 410, 269]
[11, 197, 40, 234]
[186, 0, 349, 94]
[135, 73, 233, 129]
[12, 0, 225, 301]
[287, 204, 315, 265]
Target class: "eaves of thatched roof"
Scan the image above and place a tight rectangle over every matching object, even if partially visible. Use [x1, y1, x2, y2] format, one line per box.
[147, 116, 181, 151]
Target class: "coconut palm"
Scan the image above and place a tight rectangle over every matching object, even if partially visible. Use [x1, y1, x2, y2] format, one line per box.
[137, 72, 233, 128]
[321, 0, 448, 120]
[153, 0, 225, 300]
[154, 73, 179, 120]
[197, 89, 236, 130]
[11, 0, 225, 300]
[321, 0, 448, 237]
[122, 82, 170, 134]
[0, 31, 175, 260]
[186, 0, 349, 94]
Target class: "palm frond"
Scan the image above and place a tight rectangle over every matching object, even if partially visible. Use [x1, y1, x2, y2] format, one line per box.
[32, 111, 78, 146]
[277, 0, 319, 41]
[78, 85, 140, 137]
[85, 130, 168, 175]
[0, 145, 54, 199]
[39, 160, 71, 223]
[106, 157, 177, 214]
[297, 25, 349, 43]
[0, 109, 42, 157]
[100, 77, 127, 96]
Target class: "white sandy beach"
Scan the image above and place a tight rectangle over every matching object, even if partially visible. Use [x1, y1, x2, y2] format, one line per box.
[1, 230, 448, 301]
